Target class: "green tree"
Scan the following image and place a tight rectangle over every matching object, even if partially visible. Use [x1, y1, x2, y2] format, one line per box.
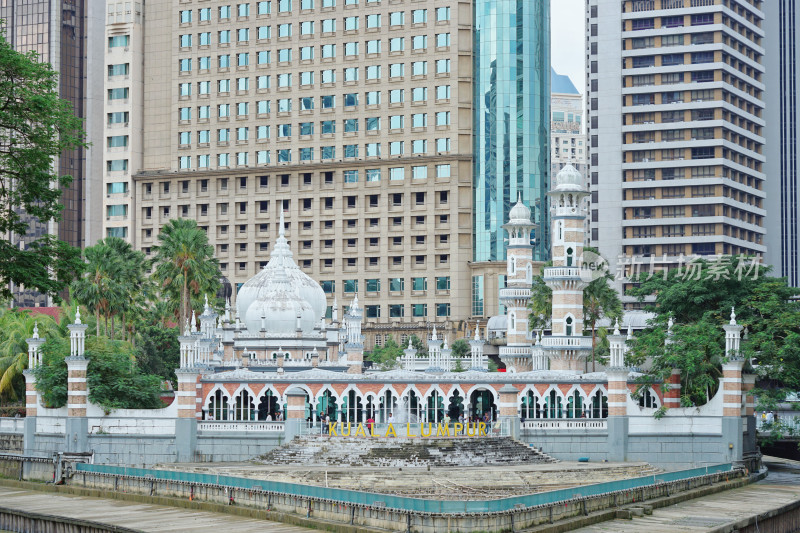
[0, 29, 85, 300]
[367, 336, 404, 369]
[35, 336, 164, 411]
[104, 237, 151, 342]
[0, 308, 62, 402]
[583, 274, 622, 372]
[135, 317, 180, 386]
[409, 334, 427, 357]
[627, 257, 800, 404]
[71, 242, 127, 337]
[151, 219, 220, 331]
[528, 260, 553, 332]
[451, 339, 470, 359]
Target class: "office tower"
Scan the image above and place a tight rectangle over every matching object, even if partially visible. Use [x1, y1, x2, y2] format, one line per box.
[764, 1, 799, 287]
[112, 0, 550, 344]
[1, 0, 104, 306]
[587, 0, 766, 307]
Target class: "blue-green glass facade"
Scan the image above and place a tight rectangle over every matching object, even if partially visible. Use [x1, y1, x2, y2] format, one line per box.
[473, 0, 550, 262]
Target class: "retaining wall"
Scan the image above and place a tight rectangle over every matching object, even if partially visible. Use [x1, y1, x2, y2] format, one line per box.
[64, 465, 746, 533]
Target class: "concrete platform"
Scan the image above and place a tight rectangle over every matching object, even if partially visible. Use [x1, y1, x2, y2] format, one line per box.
[0, 486, 312, 532]
[571, 458, 800, 532]
[157, 460, 660, 499]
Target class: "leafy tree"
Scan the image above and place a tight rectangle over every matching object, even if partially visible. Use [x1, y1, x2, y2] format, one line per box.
[0, 29, 85, 300]
[34, 336, 164, 411]
[104, 237, 151, 342]
[627, 257, 800, 405]
[409, 334, 427, 357]
[151, 219, 220, 331]
[135, 321, 180, 385]
[451, 339, 470, 359]
[367, 336, 404, 369]
[0, 308, 62, 402]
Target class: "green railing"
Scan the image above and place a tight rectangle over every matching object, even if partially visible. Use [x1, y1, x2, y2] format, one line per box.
[74, 462, 733, 514]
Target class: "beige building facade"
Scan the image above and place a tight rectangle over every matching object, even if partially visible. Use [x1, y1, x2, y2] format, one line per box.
[102, 0, 540, 346]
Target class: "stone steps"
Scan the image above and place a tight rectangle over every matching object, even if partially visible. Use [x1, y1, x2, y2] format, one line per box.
[258, 436, 559, 467]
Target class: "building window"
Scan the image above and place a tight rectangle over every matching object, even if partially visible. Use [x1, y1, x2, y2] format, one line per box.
[436, 303, 450, 317]
[389, 304, 404, 318]
[472, 275, 484, 316]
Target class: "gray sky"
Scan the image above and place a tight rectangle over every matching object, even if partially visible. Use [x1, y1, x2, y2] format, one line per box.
[551, 0, 586, 94]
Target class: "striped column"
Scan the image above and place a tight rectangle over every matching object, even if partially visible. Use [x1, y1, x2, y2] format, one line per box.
[498, 384, 519, 417]
[664, 369, 682, 408]
[606, 369, 629, 417]
[66, 357, 89, 417]
[721, 360, 744, 417]
[286, 390, 307, 420]
[176, 369, 201, 419]
[23, 370, 37, 417]
[742, 374, 756, 417]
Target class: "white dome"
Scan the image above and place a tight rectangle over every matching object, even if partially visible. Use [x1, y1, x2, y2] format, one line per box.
[553, 165, 585, 191]
[244, 269, 317, 334]
[508, 195, 532, 224]
[236, 212, 327, 327]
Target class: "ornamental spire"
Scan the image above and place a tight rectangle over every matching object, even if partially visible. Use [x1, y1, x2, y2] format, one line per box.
[729, 306, 737, 325]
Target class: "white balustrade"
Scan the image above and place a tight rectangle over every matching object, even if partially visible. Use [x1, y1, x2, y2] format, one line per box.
[522, 419, 607, 430]
[0, 417, 24, 433]
[198, 421, 284, 433]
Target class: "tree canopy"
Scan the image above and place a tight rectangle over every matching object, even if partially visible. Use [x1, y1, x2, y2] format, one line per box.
[34, 336, 164, 411]
[0, 29, 85, 300]
[627, 257, 800, 405]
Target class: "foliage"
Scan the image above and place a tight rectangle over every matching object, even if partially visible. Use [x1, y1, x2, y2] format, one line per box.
[0, 308, 63, 402]
[627, 256, 800, 406]
[72, 238, 151, 339]
[0, 29, 86, 300]
[488, 360, 499, 372]
[367, 336, 403, 370]
[450, 339, 470, 359]
[34, 336, 164, 411]
[409, 334, 427, 357]
[151, 219, 220, 331]
[528, 260, 553, 332]
[452, 358, 466, 372]
[135, 320, 180, 386]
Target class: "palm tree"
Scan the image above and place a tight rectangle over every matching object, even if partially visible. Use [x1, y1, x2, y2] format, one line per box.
[583, 274, 622, 372]
[0, 308, 62, 401]
[151, 219, 220, 331]
[528, 260, 553, 332]
[71, 242, 126, 336]
[103, 237, 149, 341]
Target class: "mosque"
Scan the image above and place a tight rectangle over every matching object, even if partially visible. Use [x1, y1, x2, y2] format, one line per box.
[171, 165, 656, 428]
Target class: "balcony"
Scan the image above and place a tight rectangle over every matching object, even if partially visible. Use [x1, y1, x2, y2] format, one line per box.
[522, 420, 607, 431]
[539, 336, 593, 350]
[543, 267, 582, 279]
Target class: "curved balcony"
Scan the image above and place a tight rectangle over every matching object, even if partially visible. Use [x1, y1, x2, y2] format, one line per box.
[543, 267, 583, 279]
[539, 336, 593, 350]
[499, 287, 531, 300]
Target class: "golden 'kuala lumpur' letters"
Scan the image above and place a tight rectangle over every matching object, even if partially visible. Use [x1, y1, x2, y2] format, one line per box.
[327, 422, 488, 437]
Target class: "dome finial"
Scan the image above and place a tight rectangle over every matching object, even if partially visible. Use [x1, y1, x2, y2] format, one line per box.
[730, 306, 737, 325]
[474, 320, 480, 340]
[613, 318, 620, 336]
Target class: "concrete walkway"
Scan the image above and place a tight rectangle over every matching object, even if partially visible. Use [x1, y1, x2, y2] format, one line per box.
[571, 458, 800, 532]
[0, 486, 312, 532]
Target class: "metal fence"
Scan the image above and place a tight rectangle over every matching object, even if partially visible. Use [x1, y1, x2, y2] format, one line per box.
[74, 462, 733, 514]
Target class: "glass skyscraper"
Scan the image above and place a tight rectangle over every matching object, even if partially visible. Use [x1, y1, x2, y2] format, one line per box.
[473, 0, 550, 262]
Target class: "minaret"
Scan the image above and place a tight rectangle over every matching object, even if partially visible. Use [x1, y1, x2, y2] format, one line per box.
[541, 165, 592, 373]
[343, 295, 364, 373]
[498, 194, 537, 372]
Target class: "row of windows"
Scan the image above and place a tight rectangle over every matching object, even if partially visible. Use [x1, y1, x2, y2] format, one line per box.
[178, 113, 451, 143]
[215, 255, 452, 272]
[178, 5, 451, 26]
[362, 303, 450, 318]
[143, 166, 451, 195]
[321, 277, 450, 293]
[630, 13, 715, 31]
[175, 139, 452, 168]
[177, 86, 452, 119]
[176, 68, 450, 96]
[212, 233, 451, 254]
[178, 50, 452, 72]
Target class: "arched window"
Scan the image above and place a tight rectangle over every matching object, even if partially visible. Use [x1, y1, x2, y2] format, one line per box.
[509, 312, 516, 333]
[591, 390, 608, 419]
[639, 388, 658, 408]
[526, 263, 533, 283]
[566, 247, 574, 267]
[508, 256, 515, 274]
[565, 316, 573, 336]
[547, 389, 564, 419]
[234, 389, 255, 420]
[567, 390, 584, 419]
[521, 390, 540, 419]
[208, 389, 229, 420]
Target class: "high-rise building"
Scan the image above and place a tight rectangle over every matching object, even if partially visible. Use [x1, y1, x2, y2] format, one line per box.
[1, 0, 104, 306]
[764, 1, 799, 287]
[587, 0, 766, 306]
[551, 68, 588, 243]
[108, 0, 550, 344]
